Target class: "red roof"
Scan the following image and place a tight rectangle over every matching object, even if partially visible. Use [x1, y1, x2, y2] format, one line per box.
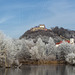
[56, 40, 70, 45]
[44, 29, 47, 31]
[65, 40, 70, 43]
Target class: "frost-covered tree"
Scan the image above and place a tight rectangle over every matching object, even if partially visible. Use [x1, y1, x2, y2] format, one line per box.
[4, 38, 32, 65]
[57, 41, 75, 60]
[36, 38, 46, 59]
[30, 38, 46, 60]
[0, 31, 7, 65]
[66, 52, 75, 64]
[45, 37, 56, 60]
[29, 46, 40, 60]
[1, 30, 75, 66]
[23, 39, 34, 48]
[0, 31, 6, 51]
[3, 38, 21, 65]
[5, 38, 17, 58]
[15, 39, 31, 60]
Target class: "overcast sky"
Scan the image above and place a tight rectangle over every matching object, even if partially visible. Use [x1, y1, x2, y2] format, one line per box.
[0, 0, 75, 38]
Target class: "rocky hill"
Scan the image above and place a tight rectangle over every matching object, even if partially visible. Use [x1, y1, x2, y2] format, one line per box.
[20, 26, 75, 43]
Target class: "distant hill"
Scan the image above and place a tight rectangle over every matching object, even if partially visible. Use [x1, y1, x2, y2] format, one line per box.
[20, 26, 75, 43]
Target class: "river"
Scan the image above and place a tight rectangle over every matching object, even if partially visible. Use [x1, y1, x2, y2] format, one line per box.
[0, 65, 75, 75]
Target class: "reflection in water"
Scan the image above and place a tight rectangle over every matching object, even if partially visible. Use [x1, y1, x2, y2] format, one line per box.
[0, 65, 75, 75]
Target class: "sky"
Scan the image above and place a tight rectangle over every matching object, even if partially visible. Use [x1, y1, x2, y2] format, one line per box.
[0, 0, 75, 38]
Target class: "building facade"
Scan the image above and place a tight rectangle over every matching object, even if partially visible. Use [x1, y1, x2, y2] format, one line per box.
[31, 24, 47, 31]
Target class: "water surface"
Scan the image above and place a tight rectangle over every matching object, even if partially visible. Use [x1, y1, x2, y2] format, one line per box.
[0, 65, 75, 75]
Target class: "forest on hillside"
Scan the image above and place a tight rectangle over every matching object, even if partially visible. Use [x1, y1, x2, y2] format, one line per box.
[20, 26, 75, 43]
[0, 31, 75, 66]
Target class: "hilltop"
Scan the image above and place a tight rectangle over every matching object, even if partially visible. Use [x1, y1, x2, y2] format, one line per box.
[20, 25, 75, 43]
[0, 25, 75, 67]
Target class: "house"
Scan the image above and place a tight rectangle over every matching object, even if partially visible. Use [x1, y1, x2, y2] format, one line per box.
[56, 38, 74, 47]
[70, 38, 74, 44]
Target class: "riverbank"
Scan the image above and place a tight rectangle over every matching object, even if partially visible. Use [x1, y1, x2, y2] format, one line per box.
[0, 59, 70, 68]
[20, 60, 66, 65]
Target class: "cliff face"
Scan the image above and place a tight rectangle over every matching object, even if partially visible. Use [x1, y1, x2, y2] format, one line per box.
[20, 26, 75, 43]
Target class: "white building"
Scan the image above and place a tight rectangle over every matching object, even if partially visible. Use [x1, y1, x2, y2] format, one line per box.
[70, 38, 74, 45]
[39, 24, 45, 28]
